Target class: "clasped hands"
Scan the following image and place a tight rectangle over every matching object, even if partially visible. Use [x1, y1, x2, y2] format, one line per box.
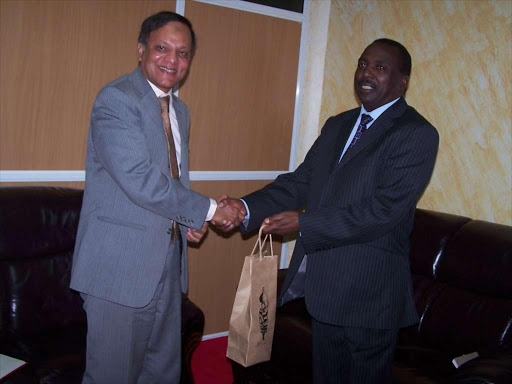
[211, 195, 299, 236]
[186, 195, 246, 243]
[210, 195, 247, 232]
[188, 196, 299, 242]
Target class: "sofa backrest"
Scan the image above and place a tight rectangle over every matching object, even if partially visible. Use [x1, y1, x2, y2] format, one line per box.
[408, 209, 512, 356]
[0, 187, 85, 347]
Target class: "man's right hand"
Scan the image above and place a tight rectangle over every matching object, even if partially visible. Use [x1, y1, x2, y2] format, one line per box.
[211, 195, 247, 232]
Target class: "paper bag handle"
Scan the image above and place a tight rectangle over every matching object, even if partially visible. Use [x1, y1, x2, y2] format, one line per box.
[250, 224, 274, 258]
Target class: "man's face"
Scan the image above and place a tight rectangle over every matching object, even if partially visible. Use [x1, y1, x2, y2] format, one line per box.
[354, 43, 409, 112]
[137, 21, 192, 93]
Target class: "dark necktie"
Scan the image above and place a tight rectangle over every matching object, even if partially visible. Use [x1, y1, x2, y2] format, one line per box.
[347, 114, 373, 150]
[159, 96, 180, 243]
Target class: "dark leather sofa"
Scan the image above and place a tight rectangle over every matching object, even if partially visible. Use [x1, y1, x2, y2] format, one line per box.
[0, 186, 205, 384]
[232, 209, 512, 383]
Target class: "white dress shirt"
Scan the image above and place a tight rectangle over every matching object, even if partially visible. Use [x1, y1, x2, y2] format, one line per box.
[147, 81, 182, 170]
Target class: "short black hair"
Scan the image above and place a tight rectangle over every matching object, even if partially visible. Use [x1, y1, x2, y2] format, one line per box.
[138, 11, 196, 56]
[373, 38, 411, 76]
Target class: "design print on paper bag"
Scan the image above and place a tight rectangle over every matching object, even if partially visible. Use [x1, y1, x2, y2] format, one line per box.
[259, 287, 269, 341]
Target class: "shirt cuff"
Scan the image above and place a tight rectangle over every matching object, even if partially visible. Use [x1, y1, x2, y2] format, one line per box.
[205, 198, 217, 221]
[240, 198, 250, 228]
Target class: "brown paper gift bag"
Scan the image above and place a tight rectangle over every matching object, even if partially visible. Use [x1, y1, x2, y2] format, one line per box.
[226, 225, 278, 367]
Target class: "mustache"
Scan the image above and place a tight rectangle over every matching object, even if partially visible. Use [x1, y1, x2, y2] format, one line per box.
[358, 79, 377, 88]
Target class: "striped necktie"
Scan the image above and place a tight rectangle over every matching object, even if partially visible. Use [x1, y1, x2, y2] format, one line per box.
[347, 114, 373, 150]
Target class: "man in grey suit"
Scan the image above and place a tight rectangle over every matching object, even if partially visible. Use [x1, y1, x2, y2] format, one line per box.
[71, 11, 244, 384]
[219, 39, 439, 383]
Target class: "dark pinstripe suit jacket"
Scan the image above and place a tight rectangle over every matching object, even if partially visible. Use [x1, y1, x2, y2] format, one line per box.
[243, 98, 439, 329]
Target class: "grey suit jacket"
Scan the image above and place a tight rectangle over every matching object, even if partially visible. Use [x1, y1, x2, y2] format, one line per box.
[70, 67, 210, 308]
[243, 98, 439, 329]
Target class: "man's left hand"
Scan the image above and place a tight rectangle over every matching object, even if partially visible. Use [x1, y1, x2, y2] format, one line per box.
[187, 222, 208, 243]
[262, 211, 299, 236]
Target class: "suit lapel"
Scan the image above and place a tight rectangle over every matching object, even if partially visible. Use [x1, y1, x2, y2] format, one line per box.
[307, 110, 358, 211]
[172, 96, 189, 186]
[173, 96, 187, 140]
[329, 111, 359, 174]
[131, 67, 163, 131]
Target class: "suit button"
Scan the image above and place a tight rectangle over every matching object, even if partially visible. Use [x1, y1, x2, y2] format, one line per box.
[167, 228, 171, 234]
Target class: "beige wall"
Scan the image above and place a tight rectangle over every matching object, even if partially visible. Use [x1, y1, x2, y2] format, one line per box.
[313, 0, 511, 224]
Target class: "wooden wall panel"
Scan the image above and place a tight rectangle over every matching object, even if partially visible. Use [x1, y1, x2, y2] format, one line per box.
[0, 0, 302, 336]
[181, 1, 301, 171]
[0, 0, 175, 170]
[189, 179, 282, 334]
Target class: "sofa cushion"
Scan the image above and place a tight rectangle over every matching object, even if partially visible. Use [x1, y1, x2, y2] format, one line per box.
[0, 188, 87, 362]
[418, 283, 512, 356]
[1, 250, 86, 339]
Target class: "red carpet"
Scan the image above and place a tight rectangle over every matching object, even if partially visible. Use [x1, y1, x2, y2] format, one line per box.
[191, 336, 234, 384]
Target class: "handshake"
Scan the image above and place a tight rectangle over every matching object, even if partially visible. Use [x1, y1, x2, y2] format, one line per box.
[188, 195, 300, 243]
[211, 196, 247, 232]
[211, 196, 300, 236]
[186, 196, 244, 243]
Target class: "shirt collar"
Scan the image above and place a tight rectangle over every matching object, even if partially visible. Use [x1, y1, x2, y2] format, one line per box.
[360, 97, 401, 123]
[147, 80, 173, 105]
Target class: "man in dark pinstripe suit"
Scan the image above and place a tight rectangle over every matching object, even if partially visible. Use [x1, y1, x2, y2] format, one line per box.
[219, 39, 439, 383]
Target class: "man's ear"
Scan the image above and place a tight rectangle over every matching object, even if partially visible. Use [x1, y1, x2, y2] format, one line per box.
[137, 43, 144, 61]
[400, 75, 410, 93]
